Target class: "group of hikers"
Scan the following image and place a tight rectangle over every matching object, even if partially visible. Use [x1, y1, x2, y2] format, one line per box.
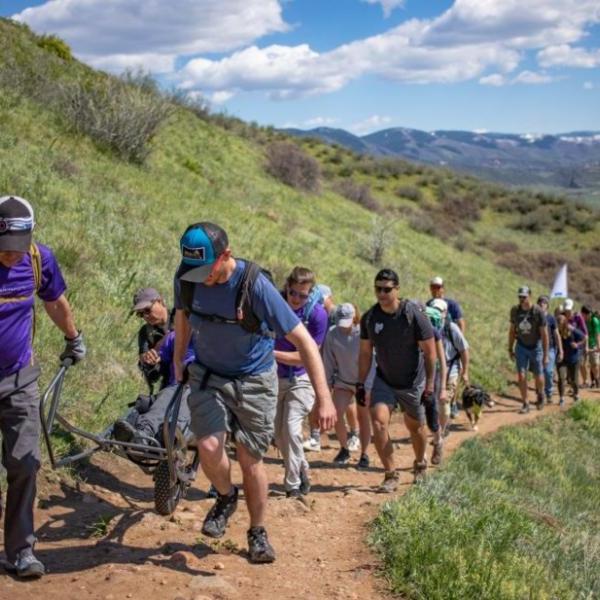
[0, 195, 598, 577]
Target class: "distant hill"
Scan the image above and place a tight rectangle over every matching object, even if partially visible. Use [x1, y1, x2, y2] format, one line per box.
[285, 126, 600, 198]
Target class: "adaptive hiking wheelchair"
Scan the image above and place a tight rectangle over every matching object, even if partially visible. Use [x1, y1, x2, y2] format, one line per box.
[39, 360, 199, 516]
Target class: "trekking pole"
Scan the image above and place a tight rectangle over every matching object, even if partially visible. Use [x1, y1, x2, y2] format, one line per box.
[162, 380, 186, 488]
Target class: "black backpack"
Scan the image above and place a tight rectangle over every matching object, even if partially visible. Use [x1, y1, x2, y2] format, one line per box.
[179, 259, 274, 334]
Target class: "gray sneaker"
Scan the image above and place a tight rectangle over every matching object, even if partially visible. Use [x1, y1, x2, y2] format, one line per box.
[431, 442, 443, 466]
[7, 549, 45, 579]
[518, 403, 530, 414]
[377, 471, 399, 493]
[413, 460, 428, 484]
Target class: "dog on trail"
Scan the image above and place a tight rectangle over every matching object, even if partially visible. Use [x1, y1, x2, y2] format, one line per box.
[461, 385, 493, 431]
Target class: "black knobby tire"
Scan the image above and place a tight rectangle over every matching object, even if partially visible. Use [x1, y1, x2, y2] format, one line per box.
[154, 460, 183, 516]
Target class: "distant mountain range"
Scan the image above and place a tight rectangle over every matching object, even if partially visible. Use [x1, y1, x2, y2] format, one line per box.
[284, 126, 600, 193]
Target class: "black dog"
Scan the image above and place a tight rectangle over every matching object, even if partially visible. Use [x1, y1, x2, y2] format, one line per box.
[461, 384, 493, 431]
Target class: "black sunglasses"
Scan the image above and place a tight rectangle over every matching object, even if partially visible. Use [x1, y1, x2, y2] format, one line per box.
[375, 285, 396, 294]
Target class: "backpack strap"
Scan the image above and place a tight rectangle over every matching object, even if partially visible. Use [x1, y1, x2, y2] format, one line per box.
[29, 242, 42, 348]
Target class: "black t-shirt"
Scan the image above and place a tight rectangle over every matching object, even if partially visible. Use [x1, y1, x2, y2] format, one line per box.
[360, 300, 434, 389]
[510, 304, 546, 348]
[136, 309, 174, 389]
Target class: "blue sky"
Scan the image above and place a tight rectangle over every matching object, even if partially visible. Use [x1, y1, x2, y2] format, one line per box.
[3, 1, 600, 134]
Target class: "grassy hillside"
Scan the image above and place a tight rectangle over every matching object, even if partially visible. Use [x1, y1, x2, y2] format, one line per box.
[0, 19, 597, 435]
[371, 401, 600, 599]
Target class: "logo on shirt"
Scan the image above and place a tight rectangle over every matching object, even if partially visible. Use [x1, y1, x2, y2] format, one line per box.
[375, 322, 384, 334]
[518, 314, 532, 336]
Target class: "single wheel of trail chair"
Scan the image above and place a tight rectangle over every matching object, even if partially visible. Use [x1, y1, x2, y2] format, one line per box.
[154, 426, 199, 516]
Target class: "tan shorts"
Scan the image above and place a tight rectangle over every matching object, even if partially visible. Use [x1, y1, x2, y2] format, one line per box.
[587, 350, 600, 367]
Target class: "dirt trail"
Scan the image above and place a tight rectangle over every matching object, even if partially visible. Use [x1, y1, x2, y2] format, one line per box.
[2, 387, 598, 600]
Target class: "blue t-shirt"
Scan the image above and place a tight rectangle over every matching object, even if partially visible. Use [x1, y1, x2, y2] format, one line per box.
[561, 328, 585, 365]
[174, 260, 300, 377]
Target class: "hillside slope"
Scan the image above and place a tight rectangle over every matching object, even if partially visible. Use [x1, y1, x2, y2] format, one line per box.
[0, 19, 597, 433]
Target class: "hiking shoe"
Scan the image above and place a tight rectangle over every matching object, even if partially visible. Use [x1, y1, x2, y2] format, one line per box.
[357, 453, 370, 470]
[6, 549, 45, 579]
[431, 442, 443, 466]
[518, 403, 530, 414]
[546, 395, 553, 405]
[112, 419, 136, 443]
[536, 394, 545, 410]
[450, 402, 459, 419]
[201, 486, 238, 538]
[303, 438, 321, 452]
[333, 447, 351, 465]
[377, 471, 399, 493]
[299, 470, 311, 495]
[413, 460, 428, 484]
[347, 433, 360, 452]
[286, 488, 302, 498]
[247, 526, 276, 564]
[559, 398, 565, 408]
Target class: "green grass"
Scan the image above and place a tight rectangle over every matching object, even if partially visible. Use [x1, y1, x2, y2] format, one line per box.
[371, 401, 600, 600]
[0, 18, 595, 440]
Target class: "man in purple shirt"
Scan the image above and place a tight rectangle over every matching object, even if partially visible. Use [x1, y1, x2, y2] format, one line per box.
[274, 267, 328, 498]
[0, 196, 85, 579]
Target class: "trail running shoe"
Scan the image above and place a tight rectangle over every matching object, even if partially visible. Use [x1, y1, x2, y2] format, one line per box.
[333, 447, 351, 465]
[5, 549, 45, 579]
[303, 438, 321, 452]
[201, 486, 238, 538]
[536, 393, 545, 410]
[413, 460, 428, 484]
[299, 470, 311, 496]
[431, 442, 443, 466]
[377, 471, 399, 493]
[357, 453, 370, 470]
[286, 488, 302, 498]
[518, 403, 530, 414]
[247, 527, 276, 563]
[546, 395, 553, 405]
[347, 433, 360, 452]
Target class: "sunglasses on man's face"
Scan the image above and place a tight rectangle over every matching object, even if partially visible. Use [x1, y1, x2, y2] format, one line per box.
[136, 305, 154, 318]
[518, 296, 528, 301]
[288, 289, 310, 301]
[375, 285, 396, 294]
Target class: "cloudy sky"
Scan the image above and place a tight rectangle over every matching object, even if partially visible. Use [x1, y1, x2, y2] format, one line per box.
[3, 0, 600, 133]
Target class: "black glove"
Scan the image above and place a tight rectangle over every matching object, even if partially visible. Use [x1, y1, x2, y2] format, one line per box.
[355, 382, 366, 407]
[60, 331, 86, 364]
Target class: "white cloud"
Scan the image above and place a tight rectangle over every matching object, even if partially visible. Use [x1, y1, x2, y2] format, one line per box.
[583, 81, 595, 90]
[512, 70, 554, 84]
[538, 44, 600, 68]
[349, 115, 392, 135]
[210, 91, 235, 104]
[479, 73, 507, 86]
[361, 0, 405, 18]
[13, 0, 288, 73]
[304, 116, 338, 127]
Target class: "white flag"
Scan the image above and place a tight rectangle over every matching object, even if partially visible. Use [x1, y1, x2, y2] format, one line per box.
[550, 264, 568, 299]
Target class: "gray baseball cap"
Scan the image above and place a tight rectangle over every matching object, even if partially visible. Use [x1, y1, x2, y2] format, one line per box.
[131, 287, 161, 313]
[335, 303, 355, 327]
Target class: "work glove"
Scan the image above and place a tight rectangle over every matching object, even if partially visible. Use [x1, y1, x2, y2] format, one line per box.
[355, 382, 366, 407]
[60, 331, 86, 364]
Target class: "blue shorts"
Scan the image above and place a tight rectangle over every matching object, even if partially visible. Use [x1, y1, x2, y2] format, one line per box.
[515, 343, 543, 376]
[370, 375, 425, 423]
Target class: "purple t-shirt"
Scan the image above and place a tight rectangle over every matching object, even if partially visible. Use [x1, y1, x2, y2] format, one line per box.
[0, 244, 66, 377]
[158, 331, 196, 386]
[275, 301, 328, 379]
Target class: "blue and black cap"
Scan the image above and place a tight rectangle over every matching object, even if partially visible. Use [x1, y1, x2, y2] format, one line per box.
[0, 196, 35, 252]
[176, 222, 229, 283]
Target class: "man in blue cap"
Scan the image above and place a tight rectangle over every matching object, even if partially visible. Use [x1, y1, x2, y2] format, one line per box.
[173, 222, 336, 564]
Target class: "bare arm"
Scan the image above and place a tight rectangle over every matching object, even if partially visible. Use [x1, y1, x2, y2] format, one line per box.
[418, 337, 436, 393]
[457, 317, 466, 333]
[436, 339, 447, 399]
[43, 294, 79, 339]
[460, 348, 470, 384]
[273, 349, 303, 366]
[541, 324, 549, 364]
[508, 325, 516, 358]
[285, 323, 336, 430]
[174, 309, 192, 382]
[358, 338, 374, 384]
[554, 327, 563, 360]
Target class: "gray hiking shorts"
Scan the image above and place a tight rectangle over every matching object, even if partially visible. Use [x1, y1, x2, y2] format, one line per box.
[371, 375, 425, 423]
[187, 362, 278, 459]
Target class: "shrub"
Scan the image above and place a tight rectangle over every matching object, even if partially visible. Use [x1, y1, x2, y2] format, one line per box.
[264, 141, 321, 192]
[37, 34, 72, 62]
[366, 216, 395, 265]
[334, 180, 382, 213]
[57, 72, 173, 163]
[408, 212, 435, 235]
[395, 185, 423, 202]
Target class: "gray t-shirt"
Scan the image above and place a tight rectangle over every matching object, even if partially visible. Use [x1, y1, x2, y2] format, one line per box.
[510, 304, 546, 348]
[360, 300, 434, 389]
[443, 322, 469, 377]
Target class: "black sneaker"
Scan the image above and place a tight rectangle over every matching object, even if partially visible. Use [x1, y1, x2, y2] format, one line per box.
[286, 488, 302, 498]
[333, 447, 350, 465]
[201, 486, 238, 538]
[5, 549, 45, 579]
[536, 394, 545, 410]
[247, 526, 276, 563]
[299, 470, 311, 495]
[357, 453, 370, 470]
[112, 419, 136, 442]
[519, 403, 530, 414]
